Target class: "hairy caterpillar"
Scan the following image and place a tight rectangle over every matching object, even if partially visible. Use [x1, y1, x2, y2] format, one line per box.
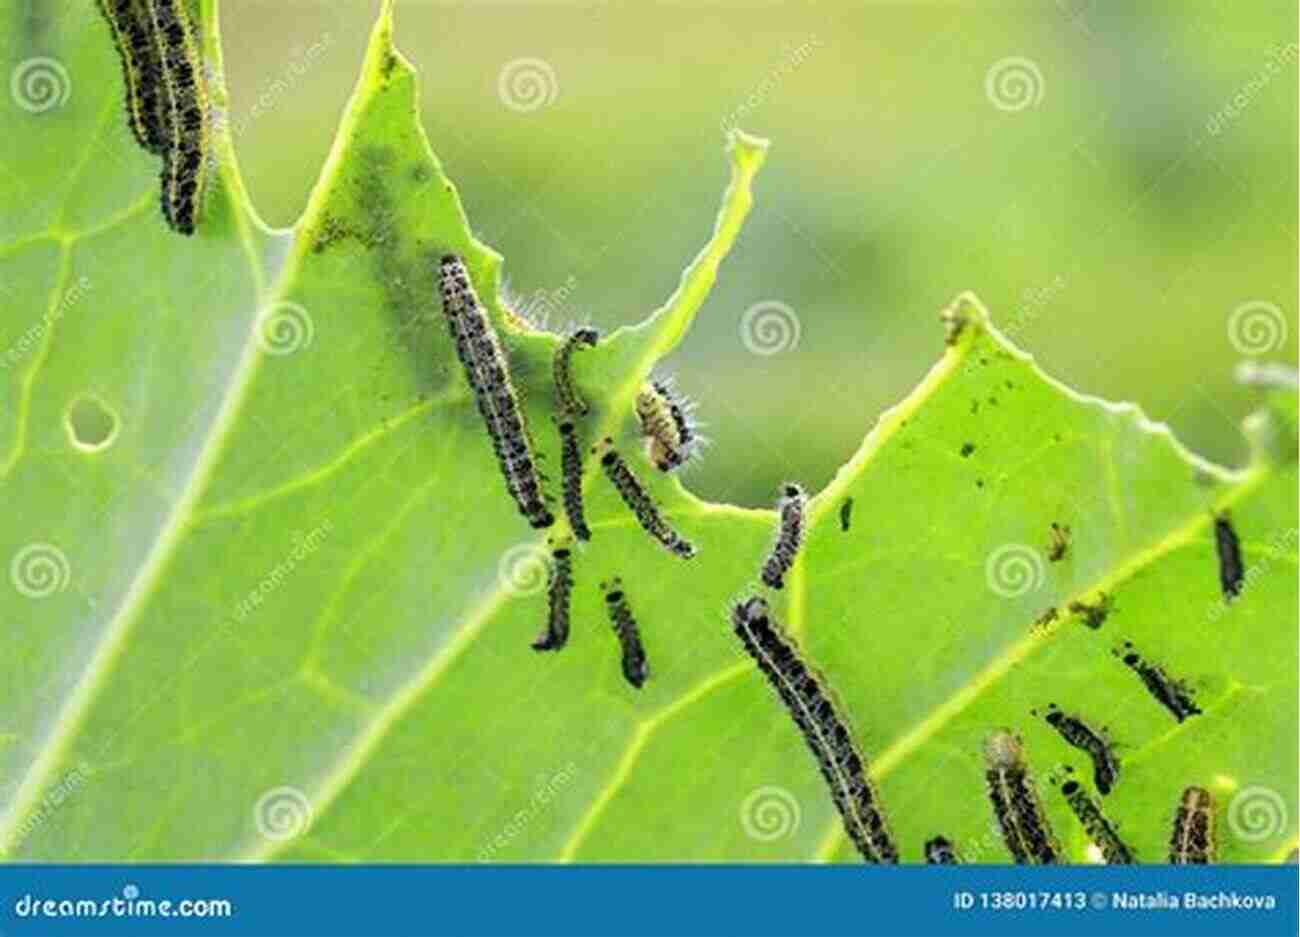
[556, 420, 590, 541]
[531, 545, 573, 652]
[553, 327, 597, 416]
[634, 379, 697, 472]
[438, 255, 553, 529]
[1213, 512, 1244, 600]
[1169, 786, 1216, 864]
[1043, 705, 1118, 795]
[732, 596, 898, 863]
[602, 578, 647, 688]
[595, 438, 694, 558]
[95, 0, 166, 152]
[760, 483, 807, 590]
[983, 731, 1059, 864]
[924, 836, 958, 864]
[147, 0, 210, 235]
[1060, 779, 1135, 864]
[1114, 642, 1201, 723]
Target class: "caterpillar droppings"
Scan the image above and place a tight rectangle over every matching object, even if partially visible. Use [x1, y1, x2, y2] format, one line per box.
[731, 596, 898, 863]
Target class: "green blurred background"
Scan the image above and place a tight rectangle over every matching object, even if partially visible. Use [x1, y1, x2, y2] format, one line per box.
[223, 0, 1297, 507]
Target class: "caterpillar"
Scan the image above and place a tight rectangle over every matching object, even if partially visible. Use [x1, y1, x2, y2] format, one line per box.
[1043, 705, 1119, 795]
[595, 439, 694, 558]
[95, 0, 166, 152]
[1213, 512, 1244, 600]
[1114, 642, 1201, 722]
[983, 731, 1059, 864]
[147, 0, 210, 235]
[1060, 779, 1135, 864]
[760, 483, 806, 589]
[553, 327, 597, 416]
[439, 255, 554, 529]
[1047, 522, 1071, 562]
[1169, 786, 1216, 864]
[556, 420, 590, 541]
[924, 836, 959, 864]
[839, 497, 853, 533]
[602, 578, 647, 688]
[531, 545, 573, 652]
[634, 379, 697, 472]
[731, 597, 898, 863]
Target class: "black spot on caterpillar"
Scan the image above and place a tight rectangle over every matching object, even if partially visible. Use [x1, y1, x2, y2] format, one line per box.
[595, 438, 694, 558]
[1060, 779, 1135, 864]
[531, 546, 572, 652]
[983, 731, 1059, 864]
[924, 836, 958, 864]
[147, 0, 210, 235]
[602, 578, 647, 688]
[1067, 592, 1111, 630]
[1213, 512, 1244, 601]
[731, 596, 898, 863]
[556, 420, 590, 541]
[760, 483, 806, 590]
[95, 0, 166, 153]
[1169, 786, 1216, 864]
[1043, 705, 1118, 795]
[1047, 522, 1070, 562]
[839, 497, 853, 532]
[634, 379, 697, 472]
[1114, 642, 1201, 722]
[438, 255, 554, 529]
[553, 327, 597, 416]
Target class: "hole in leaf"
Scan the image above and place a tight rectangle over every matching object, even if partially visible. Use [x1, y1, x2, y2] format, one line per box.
[65, 394, 118, 451]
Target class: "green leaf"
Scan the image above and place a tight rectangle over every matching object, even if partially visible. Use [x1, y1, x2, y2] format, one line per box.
[1, 1, 1294, 866]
